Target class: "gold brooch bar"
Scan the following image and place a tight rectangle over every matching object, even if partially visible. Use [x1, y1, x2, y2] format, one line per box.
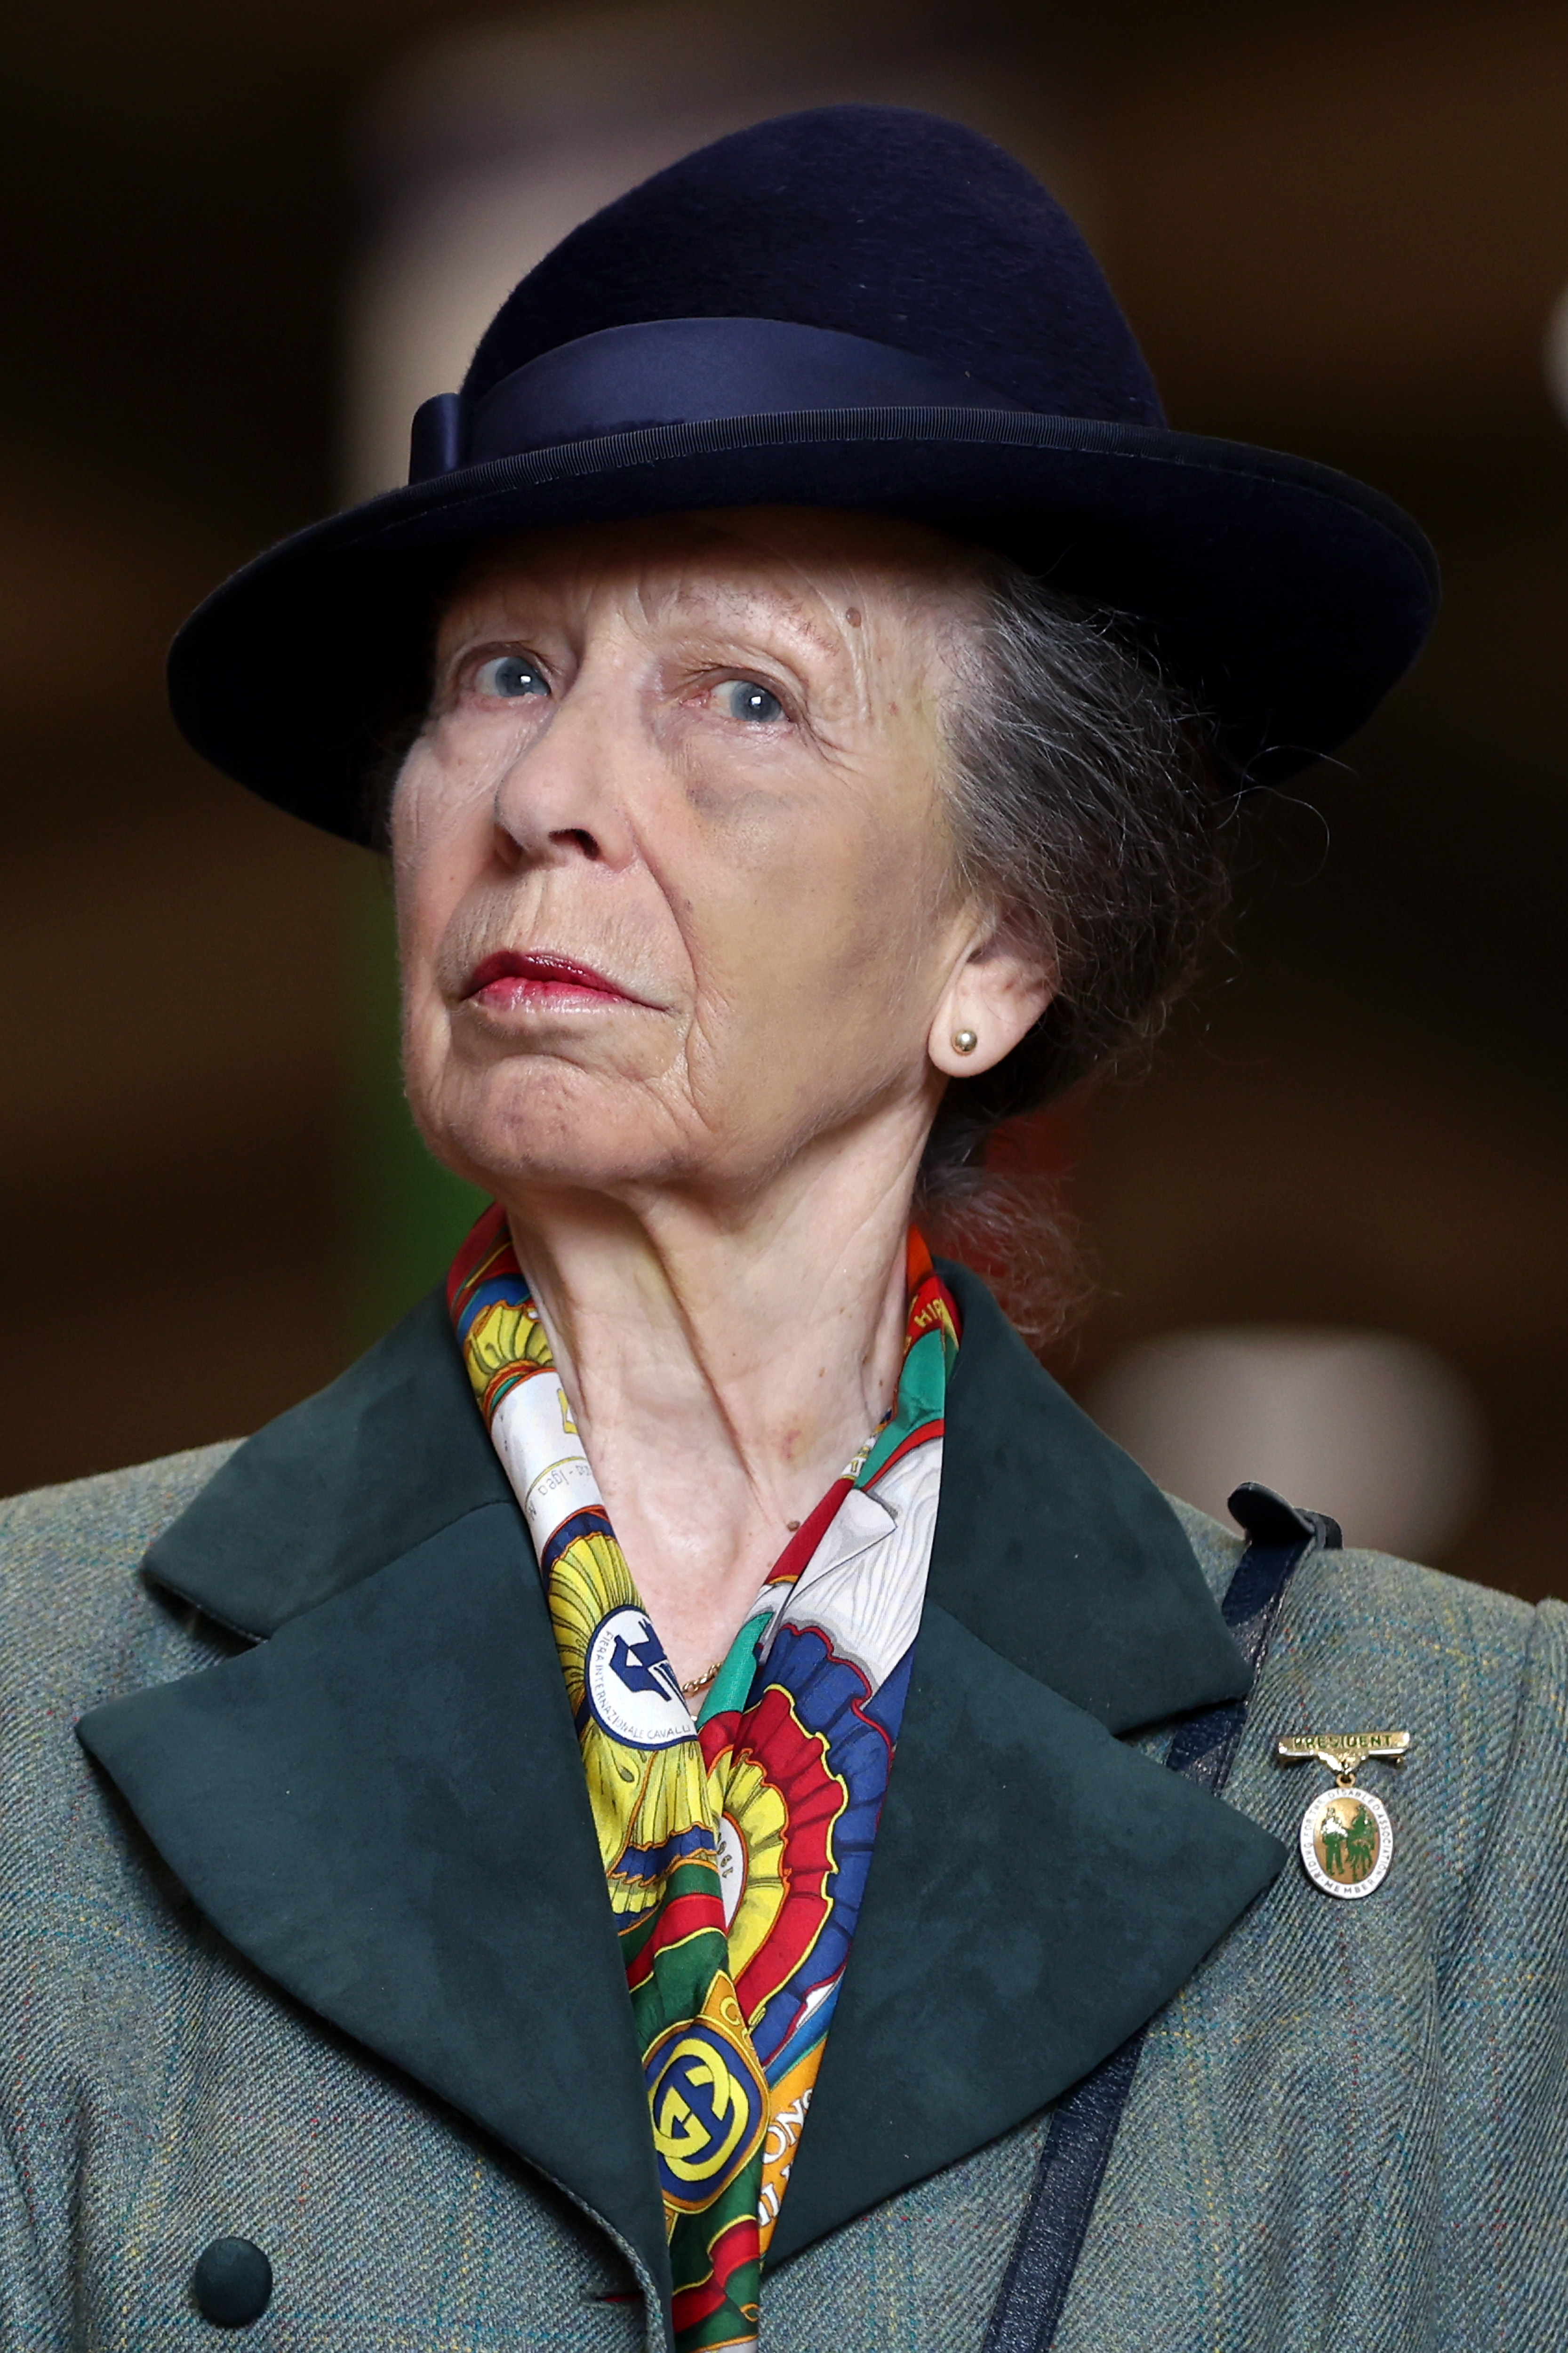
[1276, 1731, 1410, 1779]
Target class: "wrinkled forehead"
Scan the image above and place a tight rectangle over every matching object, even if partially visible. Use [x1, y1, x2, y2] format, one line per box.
[435, 506, 987, 656]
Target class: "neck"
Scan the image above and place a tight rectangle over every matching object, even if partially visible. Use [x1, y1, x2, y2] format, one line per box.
[501, 1125, 924, 1684]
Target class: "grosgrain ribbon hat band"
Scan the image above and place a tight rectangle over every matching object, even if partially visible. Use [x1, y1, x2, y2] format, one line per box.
[409, 316, 1032, 481]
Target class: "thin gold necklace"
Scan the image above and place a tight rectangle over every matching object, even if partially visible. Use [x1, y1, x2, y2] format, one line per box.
[680, 1660, 724, 1698]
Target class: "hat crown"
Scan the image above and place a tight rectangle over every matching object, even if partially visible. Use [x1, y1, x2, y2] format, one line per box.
[465, 104, 1164, 429]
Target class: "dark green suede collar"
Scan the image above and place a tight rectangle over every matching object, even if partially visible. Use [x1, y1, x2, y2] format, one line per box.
[140, 1282, 512, 1638]
[78, 1265, 1284, 2316]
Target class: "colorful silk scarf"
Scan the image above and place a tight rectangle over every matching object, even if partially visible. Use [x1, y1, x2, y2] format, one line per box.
[448, 1206, 958, 2351]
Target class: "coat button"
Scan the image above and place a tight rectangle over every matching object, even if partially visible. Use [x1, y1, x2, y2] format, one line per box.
[191, 2239, 273, 2327]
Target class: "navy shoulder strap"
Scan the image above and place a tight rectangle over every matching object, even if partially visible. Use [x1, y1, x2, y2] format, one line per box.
[981, 1483, 1341, 2353]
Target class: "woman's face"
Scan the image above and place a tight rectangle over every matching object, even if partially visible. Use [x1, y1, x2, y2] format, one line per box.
[395, 507, 1035, 1206]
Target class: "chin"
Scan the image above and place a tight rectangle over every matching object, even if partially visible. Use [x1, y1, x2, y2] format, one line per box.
[412, 1056, 690, 1201]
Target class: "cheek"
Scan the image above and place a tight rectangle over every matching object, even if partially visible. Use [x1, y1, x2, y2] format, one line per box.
[391, 756, 474, 1025]
[391, 710, 529, 911]
[677, 785, 951, 1061]
[672, 793, 828, 996]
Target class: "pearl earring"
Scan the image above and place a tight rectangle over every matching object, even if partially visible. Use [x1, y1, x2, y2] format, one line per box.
[952, 1028, 978, 1056]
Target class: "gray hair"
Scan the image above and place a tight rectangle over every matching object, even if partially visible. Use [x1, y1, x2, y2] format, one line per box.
[921, 560, 1230, 1347]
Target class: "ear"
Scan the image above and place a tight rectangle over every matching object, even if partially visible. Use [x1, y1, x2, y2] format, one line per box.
[927, 920, 1055, 1079]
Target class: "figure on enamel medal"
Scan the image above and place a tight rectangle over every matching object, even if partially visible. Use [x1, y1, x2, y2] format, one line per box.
[1278, 1733, 1410, 1899]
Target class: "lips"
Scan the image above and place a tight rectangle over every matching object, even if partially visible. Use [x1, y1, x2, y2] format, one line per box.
[462, 949, 640, 1012]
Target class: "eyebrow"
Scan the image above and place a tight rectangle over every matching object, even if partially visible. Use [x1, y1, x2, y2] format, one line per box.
[438, 558, 862, 675]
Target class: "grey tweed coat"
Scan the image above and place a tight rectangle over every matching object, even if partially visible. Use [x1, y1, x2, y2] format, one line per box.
[3, 1268, 1566, 2351]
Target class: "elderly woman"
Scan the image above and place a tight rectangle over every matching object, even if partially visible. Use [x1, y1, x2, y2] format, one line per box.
[4, 104, 1566, 2353]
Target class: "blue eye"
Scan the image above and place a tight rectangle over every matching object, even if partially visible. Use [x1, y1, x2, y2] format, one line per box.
[715, 678, 784, 723]
[474, 653, 551, 700]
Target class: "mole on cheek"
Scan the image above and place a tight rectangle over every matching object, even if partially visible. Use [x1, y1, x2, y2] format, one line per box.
[845, 608, 862, 627]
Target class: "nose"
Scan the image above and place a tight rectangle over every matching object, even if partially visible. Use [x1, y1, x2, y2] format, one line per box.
[488, 659, 637, 875]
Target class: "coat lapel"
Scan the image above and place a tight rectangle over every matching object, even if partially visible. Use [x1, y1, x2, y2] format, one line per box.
[78, 1269, 1285, 2299]
[77, 1292, 672, 2305]
[767, 1271, 1285, 2265]
[135, 1284, 513, 1635]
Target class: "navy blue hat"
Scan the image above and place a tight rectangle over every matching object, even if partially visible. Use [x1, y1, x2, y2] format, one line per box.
[169, 104, 1437, 840]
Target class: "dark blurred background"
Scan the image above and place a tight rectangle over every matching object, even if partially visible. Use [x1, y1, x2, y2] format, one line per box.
[3, 0, 1564, 1596]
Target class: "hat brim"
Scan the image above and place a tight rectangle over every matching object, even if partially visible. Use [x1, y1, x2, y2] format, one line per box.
[167, 407, 1438, 842]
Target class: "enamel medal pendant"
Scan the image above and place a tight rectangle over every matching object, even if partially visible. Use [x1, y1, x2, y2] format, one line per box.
[1277, 1732, 1410, 1898]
